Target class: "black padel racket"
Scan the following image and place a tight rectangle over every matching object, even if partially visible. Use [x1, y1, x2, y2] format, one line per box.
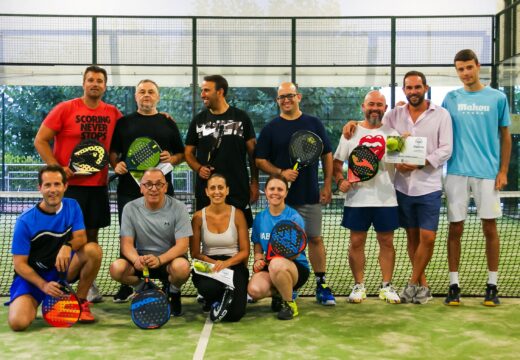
[347, 145, 379, 183]
[130, 265, 170, 329]
[69, 139, 108, 175]
[110, 137, 162, 181]
[42, 272, 81, 328]
[288, 130, 323, 188]
[266, 220, 307, 261]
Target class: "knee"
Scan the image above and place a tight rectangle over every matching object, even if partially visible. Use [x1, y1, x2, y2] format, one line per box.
[8, 313, 32, 332]
[247, 281, 264, 301]
[169, 258, 191, 281]
[109, 259, 128, 281]
[81, 242, 103, 263]
[349, 239, 365, 252]
[307, 236, 322, 246]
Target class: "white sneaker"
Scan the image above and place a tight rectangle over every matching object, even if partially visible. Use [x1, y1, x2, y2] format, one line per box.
[87, 282, 103, 303]
[348, 283, 366, 303]
[379, 283, 401, 304]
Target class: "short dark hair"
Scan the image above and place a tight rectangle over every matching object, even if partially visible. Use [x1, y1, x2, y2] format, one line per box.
[38, 165, 67, 186]
[403, 70, 427, 87]
[83, 65, 108, 83]
[265, 174, 288, 191]
[203, 75, 229, 97]
[454, 49, 479, 65]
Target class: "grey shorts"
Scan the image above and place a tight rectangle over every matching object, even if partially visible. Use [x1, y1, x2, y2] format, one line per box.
[292, 203, 322, 238]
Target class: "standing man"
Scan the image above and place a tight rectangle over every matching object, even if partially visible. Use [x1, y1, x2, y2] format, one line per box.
[109, 168, 192, 316]
[333, 91, 401, 304]
[442, 49, 511, 306]
[255, 82, 335, 306]
[185, 75, 259, 227]
[7, 165, 102, 331]
[34, 65, 122, 302]
[384, 71, 453, 304]
[110, 79, 185, 303]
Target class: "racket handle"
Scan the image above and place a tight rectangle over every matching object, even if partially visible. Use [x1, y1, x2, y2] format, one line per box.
[143, 265, 149, 278]
[292, 163, 298, 171]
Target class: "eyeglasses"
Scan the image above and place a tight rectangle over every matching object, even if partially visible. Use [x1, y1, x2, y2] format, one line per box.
[276, 93, 298, 101]
[141, 182, 166, 190]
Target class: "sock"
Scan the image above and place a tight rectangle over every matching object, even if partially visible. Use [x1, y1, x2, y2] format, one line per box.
[169, 284, 180, 294]
[488, 271, 498, 286]
[449, 272, 459, 286]
[315, 273, 326, 285]
[381, 281, 390, 288]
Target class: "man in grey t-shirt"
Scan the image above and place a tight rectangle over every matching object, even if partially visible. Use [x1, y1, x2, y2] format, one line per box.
[109, 168, 192, 316]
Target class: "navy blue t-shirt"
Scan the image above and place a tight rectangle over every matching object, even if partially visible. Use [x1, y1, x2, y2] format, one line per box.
[255, 114, 332, 206]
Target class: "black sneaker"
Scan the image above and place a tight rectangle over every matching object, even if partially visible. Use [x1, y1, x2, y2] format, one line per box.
[169, 292, 183, 317]
[113, 284, 135, 303]
[277, 301, 298, 320]
[444, 284, 461, 306]
[210, 287, 234, 323]
[484, 284, 500, 307]
[271, 295, 283, 312]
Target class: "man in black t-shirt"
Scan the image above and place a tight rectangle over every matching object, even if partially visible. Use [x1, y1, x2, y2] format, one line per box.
[185, 75, 258, 227]
[109, 79, 185, 302]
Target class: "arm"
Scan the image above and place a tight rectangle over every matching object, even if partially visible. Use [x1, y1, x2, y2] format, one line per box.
[185, 144, 212, 180]
[252, 243, 266, 273]
[496, 126, 512, 190]
[246, 138, 259, 204]
[333, 158, 352, 193]
[120, 235, 144, 271]
[155, 237, 189, 267]
[34, 125, 73, 179]
[109, 150, 128, 175]
[424, 112, 453, 169]
[213, 209, 250, 272]
[160, 150, 185, 166]
[320, 152, 333, 204]
[189, 211, 214, 264]
[13, 255, 63, 297]
[256, 158, 298, 182]
[55, 229, 87, 272]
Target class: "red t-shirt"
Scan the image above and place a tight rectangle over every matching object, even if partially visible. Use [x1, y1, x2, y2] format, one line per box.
[43, 98, 122, 186]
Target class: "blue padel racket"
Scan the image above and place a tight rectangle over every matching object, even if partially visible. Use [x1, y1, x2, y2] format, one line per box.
[266, 220, 308, 261]
[42, 272, 81, 328]
[130, 265, 170, 329]
[109, 137, 162, 181]
[69, 139, 109, 175]
[347, 145, 379, 183]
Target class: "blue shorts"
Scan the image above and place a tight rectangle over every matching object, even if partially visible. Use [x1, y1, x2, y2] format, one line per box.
[6, 269, 59, 306]
[341, 206, 399, 232]
[396, 190, 442, 231]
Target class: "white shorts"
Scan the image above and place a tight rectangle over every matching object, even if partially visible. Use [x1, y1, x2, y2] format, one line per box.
[444, 174, 502, 222]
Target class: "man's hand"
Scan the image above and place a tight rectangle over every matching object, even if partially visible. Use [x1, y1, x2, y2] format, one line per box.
[495, 171, 508, 190]
[320, 186, 332, 205]
[143, 254, 162, 269]
[159, 112, 175, 122]
[159, 150, 172, 164]
[55, 245, 72, 272]
[281, 168, 298, 182]
[63, 166, 75, 179]
[342, 120, 358, 139]
[42, 281, 64, 297]
[114, 161, 128, 175]
[198, 165, 214, 180]
[395, 163, 421, 172]
[337, 179, 353, 193]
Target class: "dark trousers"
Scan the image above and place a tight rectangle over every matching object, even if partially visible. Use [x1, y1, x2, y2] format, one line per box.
[192, 256, 249, 322]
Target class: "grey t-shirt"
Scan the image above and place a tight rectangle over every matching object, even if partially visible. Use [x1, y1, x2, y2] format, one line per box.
[121, 195, 193, 255]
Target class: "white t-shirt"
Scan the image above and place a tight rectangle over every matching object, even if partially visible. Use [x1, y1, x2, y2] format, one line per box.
[334, 124, 398, 207]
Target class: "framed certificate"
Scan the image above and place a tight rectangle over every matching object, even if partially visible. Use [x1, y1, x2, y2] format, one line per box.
[385, 136, 427, 165]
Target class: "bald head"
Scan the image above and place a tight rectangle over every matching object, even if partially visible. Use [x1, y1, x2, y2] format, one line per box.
[278, 82, 298, 93]
[362, 90, 387, 126]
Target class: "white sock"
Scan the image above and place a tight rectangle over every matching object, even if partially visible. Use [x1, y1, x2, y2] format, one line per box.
[488, 271, 498, 285]
[449, 272, 459, 286]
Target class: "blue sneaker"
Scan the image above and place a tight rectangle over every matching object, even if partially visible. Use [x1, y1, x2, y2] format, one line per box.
[316, 284, 336, 306]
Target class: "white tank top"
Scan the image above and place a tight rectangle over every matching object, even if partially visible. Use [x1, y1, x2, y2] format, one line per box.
[201, 206, 239, 257]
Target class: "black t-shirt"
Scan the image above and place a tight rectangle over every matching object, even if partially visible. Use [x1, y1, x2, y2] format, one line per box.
[185, 106, 255, 209]
[111, 112, 185, 197]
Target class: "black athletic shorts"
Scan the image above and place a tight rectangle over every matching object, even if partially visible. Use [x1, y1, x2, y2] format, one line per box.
[65, 185, 110, 229]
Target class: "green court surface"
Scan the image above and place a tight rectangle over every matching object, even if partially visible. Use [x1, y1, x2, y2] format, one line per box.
[1, 296, 519, 359]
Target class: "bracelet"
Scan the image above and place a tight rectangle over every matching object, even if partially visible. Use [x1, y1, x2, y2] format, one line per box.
[156, 255, 162, 266]
[62, 241, 72, 248]
[337, 178, 345, 187]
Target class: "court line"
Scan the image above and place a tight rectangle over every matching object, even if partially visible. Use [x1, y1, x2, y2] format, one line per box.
[193, 316, 213, 360]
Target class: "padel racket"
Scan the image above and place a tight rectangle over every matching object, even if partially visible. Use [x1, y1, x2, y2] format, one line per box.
[69, 139, 108, 175]
[42, 272, 81, 328]
[266, 220, 307, 261]
[109, 137, 162, 181]
[130, 265, 170, 329]
[288, 130, 323, 188]
[347, 145, 379, 183]
[207, 124, 225, 166]
[289, 130, 323, 171]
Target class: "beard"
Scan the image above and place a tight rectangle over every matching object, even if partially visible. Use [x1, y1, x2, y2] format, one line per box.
[406, 93, 425, 107]
[365, 110, 383, 126]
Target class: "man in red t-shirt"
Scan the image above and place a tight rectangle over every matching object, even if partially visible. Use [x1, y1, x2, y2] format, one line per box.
[34, 65, 122, 302]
